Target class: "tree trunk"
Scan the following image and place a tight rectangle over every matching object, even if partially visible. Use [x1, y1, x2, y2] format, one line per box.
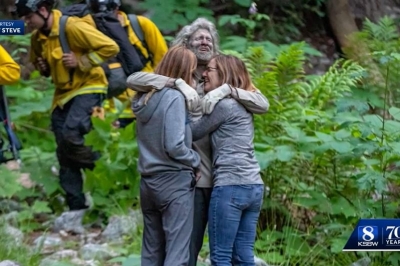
[326, 0, 359, 49]
[326, 0, 385, 93]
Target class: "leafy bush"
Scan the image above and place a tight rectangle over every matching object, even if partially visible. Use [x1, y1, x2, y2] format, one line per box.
[84, 107, 140, 217]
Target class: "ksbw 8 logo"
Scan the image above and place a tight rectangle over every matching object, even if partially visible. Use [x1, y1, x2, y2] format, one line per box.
[357, 226, 379, 247]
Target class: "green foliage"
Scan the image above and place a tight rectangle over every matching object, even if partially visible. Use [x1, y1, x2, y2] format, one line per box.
[137, 0, 325, 55]
[218, 12, 270, 48]
[138, 0, 214, 32]
[0, 36, 62, 230]
[260, 0, 327, 43]
[84, 105, 140, 217]
[0, 223, 41, 265]
[224, 17, 400, 265]
[0, 34, 32, 47]
[103, 225, 143, 265]
[0, 166, 23, 198]
[216, 6, 322, 57]
[346, 16, 400, 107]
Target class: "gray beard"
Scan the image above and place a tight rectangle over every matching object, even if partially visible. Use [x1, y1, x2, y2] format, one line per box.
[191, 49, 213, 62]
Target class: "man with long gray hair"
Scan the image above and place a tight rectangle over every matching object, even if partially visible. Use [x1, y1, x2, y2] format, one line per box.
[127, 17, 269, 265]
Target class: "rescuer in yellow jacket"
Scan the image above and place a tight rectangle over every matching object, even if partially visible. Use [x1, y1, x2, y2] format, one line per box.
[15, 0, 119, 234]
[88, 0, 168, 128]
[0, 45, 20, 85]
[28, 9, 120, 112]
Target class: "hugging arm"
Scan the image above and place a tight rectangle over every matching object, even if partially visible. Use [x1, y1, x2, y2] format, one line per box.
[231, 87, 270, 114]
[202, 84, 270, 115]
[190, 100, 231, 141]
[127, 72, 172, 92]
[127, 73, 200, 111]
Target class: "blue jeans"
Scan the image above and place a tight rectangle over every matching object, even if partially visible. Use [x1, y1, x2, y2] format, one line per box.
[208, 184, 264, 266]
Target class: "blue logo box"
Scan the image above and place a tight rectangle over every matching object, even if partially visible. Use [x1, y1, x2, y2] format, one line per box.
[357, 226, 378, 242]
[0, 20, 24, 35]
[343, 219, 400, 251]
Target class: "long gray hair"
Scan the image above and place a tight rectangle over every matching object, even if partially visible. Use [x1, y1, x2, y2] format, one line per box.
[171, 17, 220, 54]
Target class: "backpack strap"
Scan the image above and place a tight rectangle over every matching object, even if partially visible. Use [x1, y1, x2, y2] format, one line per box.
[59, 15, 74, 84]
[128, 14, 144, 44]
[59, 15, 70, 53]
[128, 14, 153, 65]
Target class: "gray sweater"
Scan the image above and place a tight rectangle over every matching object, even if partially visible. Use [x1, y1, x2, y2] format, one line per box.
[132, 88, 201, 175]
[190, 98, 263, 187]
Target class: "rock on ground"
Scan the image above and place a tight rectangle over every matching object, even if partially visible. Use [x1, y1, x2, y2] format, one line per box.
[0, 261, 21, 266]
[53, 209, 86, 235]
[101, 209, 142, 242]
[351, 257, 371, 266]
[80, 243, 119, 261]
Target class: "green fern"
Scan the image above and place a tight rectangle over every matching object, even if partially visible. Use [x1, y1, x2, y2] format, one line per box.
[245, 46, 273, 79]
[361, 16, 399, 44]
[256, 42, 307, 118]
[346, 16, 400, 108]
[273, 42, 306, 87]
[307, 59, 365, 109]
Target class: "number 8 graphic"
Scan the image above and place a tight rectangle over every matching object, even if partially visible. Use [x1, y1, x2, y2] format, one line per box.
[362, 226, 375, 241]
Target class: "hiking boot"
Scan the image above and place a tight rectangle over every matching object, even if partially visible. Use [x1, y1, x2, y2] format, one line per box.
[53, 209, 86, 235]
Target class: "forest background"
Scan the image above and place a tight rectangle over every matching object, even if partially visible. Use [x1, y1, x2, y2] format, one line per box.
[1, 0, 400, 265]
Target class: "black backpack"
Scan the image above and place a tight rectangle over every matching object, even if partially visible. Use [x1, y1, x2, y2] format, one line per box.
[59, 4, 144, 98]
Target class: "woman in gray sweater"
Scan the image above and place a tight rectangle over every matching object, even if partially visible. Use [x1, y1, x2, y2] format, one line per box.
[190, 54, 264, 266]
[132, 46, 201, 266]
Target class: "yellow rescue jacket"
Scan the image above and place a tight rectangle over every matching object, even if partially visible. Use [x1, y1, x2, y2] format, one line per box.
[0, 45, 20, 85]
[103, 11, 168, 119]
[29, 9, 120, 112]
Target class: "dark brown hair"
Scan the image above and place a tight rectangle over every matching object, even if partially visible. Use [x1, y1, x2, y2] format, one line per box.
[155, 45, 197, 86]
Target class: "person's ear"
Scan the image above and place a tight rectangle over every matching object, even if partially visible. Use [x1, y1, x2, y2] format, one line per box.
[38, 6, 49, 17]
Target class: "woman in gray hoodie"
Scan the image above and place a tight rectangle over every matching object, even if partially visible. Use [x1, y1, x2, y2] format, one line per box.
[190, 54, 264, 266]
[131, 45, 201, 266]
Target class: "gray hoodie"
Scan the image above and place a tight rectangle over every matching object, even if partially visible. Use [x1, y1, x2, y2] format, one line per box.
[132, 88, 201, 176]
